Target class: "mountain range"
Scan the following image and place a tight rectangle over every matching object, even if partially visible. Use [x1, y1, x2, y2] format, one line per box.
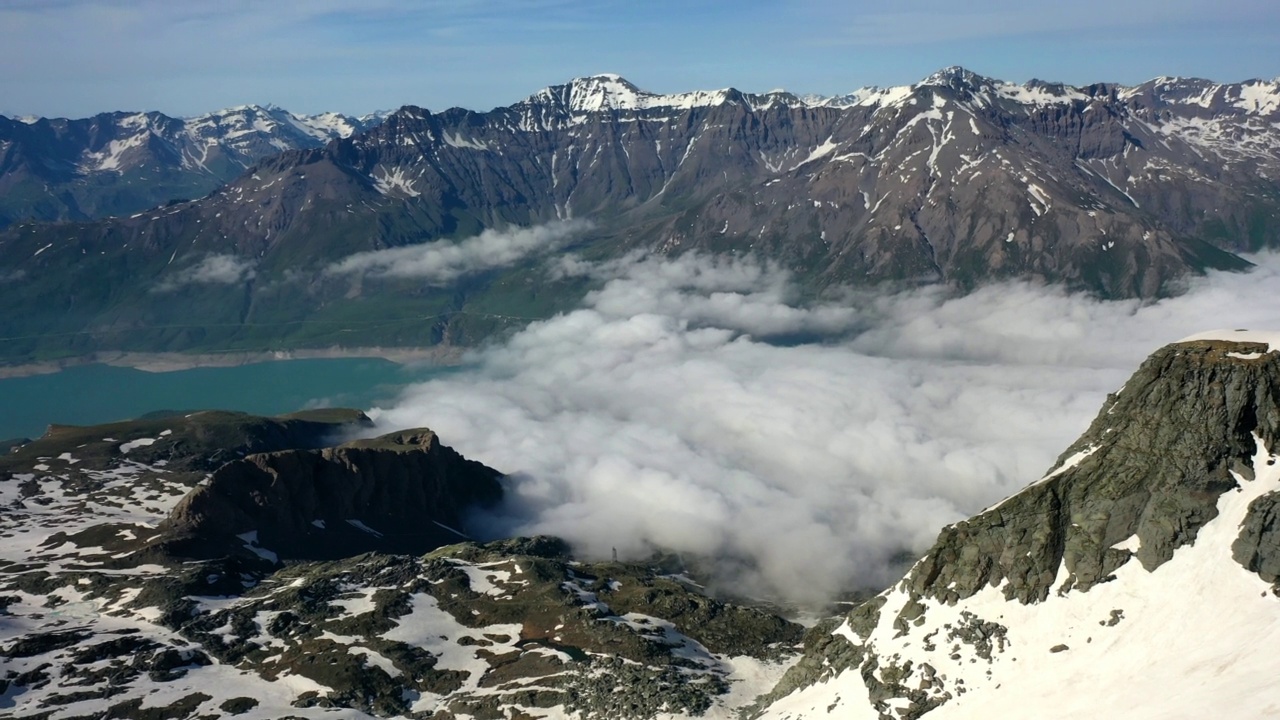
[4, 332, 1280, 718]
[2, 68, 1279, 364]
[0, 105, 385, 228]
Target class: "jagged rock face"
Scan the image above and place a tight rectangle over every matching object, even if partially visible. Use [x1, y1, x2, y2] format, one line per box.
[0, 409, 374, 573]
[0, 69, 1276, 362]
[0, 106, 384, 228]
[908, 337, 1280, 605]
[755, 333, 1280, 719]
[159, 429, 504, 561]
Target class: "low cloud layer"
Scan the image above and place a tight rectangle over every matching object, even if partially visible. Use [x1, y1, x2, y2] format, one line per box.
[326, 220, 591, 283]
[154, 253, 256, 292]
[369, 251, 1280, 604]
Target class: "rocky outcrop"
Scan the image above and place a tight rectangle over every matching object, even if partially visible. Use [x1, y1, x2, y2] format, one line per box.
[2, 530, 804, 720]
[756, 335, 1280, 718]
[905, 338, 1280, 605]
[4, 413, 800, 720]
[1233, 491, 1280, 584]
[157, 428, 503, 562]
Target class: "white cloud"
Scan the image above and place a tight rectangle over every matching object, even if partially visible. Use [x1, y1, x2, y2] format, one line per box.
[555, 252, 862, 338]
[325, 219, 591, 283]
[368, 250, 1280, 605]
[154, 253, 256, 292]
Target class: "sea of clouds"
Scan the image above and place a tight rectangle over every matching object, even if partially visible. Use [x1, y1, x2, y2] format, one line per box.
[367, 241, 1280, 604]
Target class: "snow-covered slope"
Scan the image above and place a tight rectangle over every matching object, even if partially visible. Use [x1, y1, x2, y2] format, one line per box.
[0, 412, 801, 720]
[756, 334, 1280, 719]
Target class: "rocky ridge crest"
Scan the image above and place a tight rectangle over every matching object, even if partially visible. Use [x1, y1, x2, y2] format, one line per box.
[756, 333, 1280, 719]
[2, 69, 1278, 364]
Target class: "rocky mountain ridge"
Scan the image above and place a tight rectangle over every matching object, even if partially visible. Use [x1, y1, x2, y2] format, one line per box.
[0, 104, 385, 227]
[755, 330, 1280, 719]
[1, 66, 1278, 361]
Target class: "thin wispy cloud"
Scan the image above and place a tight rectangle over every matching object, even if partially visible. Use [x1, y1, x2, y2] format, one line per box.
[153, 253, 256, 292]
[325, 220, 591, 283]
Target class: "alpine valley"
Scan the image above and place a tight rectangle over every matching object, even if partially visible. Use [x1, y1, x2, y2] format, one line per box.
[2, 68, 1280, 364]
[6, 333, 1280, 718]
[6, 67, 1280, 720]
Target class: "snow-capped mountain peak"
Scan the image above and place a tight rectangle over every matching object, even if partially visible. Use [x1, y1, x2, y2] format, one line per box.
[563, 73, 648, 111]
[525, 73, 748, 113]
[920, 65, 996, 90]
[0, 103, 388, 223]
[182, 104, 373, 143]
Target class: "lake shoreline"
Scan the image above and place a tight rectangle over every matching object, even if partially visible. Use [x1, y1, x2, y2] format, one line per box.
[0, 346, 466, 379]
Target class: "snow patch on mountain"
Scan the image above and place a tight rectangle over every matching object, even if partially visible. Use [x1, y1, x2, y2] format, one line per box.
[371, 165, 421, 196]
[811, 85, 914, 109]
[1179, 328, 1280, 350]
[442, 131, 490, 150]
[996, 82, 1087, 106]
[1235, 80, 1280, 115]
[528, 74, 747, 113]
[83, 130, 150, 172]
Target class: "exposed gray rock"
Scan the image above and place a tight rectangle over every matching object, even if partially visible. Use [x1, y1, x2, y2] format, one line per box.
[1233, 490, 1280, 585]
[907, 339, 1280, 605]
[755, 337, 1280, 717]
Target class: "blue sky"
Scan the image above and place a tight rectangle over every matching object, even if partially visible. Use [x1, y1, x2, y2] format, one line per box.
[3, 0, 1278, 118]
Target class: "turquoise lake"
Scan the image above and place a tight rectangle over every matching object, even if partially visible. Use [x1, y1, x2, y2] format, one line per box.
[0, 358, 455, 441]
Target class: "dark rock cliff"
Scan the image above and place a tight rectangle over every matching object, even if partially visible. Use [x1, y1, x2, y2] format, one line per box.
[157, 428, 504, 562]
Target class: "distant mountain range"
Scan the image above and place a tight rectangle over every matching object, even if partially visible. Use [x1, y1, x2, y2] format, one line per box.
[1, 67, 1279, 363]
[0, 105, 385, 227]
